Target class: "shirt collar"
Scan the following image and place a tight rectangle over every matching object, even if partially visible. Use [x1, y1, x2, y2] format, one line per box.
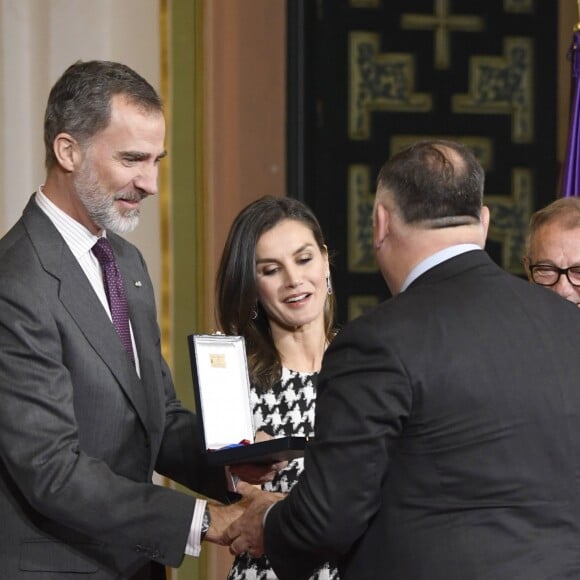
[35, 186, 105, 258]
[400, 244, 482, 292]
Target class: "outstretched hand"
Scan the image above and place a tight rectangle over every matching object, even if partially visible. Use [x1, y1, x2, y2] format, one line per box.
[228, 461, 287, 485]
[228, 431, 289, 484]
[222, 481, 285, 558]
[205, 499, 246, 545]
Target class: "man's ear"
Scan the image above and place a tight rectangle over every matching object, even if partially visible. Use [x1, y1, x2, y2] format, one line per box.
[373, 202, 390, 250]
[480, 205, 490, 240]
[53, 133, 81, 172]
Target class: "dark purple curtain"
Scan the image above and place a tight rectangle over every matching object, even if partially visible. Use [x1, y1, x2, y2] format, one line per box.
[561, 30, 580, 197]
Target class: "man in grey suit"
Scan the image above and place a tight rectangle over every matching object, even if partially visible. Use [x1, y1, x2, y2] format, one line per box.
[226, 140, 580, 579]
[0, 60, 240, 579]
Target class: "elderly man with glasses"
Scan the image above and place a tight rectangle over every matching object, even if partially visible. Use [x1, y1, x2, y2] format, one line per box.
[524, 197, 580, 306]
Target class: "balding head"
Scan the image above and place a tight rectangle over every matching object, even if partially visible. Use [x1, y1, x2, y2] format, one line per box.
[375, 139, 485, 227]
[373, 140, 489, 294]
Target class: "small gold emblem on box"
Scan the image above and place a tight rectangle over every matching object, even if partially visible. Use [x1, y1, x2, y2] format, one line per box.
[209, 353, 226, 368]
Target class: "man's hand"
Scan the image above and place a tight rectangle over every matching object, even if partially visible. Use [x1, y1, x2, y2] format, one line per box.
[228, 461, 287, 485]
[223, 481, 285, 558]
[228, 431, 288, 484]
[205, 500, 246, 545]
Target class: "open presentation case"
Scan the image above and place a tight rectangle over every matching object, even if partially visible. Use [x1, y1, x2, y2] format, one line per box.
[188, 334, 307, 465]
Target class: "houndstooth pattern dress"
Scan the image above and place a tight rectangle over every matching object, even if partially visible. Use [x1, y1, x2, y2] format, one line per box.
[227, 367, 340, 580]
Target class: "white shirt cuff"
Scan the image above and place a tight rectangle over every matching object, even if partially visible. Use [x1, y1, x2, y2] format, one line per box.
[185, 498, 207, 557]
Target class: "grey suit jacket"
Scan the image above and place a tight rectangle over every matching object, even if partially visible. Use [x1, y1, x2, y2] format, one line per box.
[265, 250, 580, 580]
[0, 197, 222, 578]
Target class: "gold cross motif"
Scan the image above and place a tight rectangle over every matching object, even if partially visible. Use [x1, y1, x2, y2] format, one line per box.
[401, 0, 484, 69]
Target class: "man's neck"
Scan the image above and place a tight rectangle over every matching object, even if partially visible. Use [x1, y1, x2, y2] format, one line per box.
[388, 225, 485, 294]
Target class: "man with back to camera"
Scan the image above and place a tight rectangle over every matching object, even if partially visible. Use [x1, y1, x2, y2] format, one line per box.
[524, 197, 580, 306]
[0, 60, 242, 579]
[224, 139, 580, 579]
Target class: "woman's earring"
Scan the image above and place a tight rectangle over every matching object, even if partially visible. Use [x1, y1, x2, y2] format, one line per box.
[326, 274, 333, 295]
[251, 307, 258, 320]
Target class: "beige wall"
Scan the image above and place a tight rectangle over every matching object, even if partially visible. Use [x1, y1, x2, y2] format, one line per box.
[0, 0, 162, 295]
[204, 0, 287, 327]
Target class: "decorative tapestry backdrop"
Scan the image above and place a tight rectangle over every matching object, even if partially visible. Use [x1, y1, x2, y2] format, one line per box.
[287, 0, 558, 324]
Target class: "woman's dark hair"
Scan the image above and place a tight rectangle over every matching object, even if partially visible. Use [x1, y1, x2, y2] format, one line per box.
[216, 196, 336, 390]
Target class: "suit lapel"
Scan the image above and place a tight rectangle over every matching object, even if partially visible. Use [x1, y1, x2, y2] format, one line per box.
[21, 199, 151, 432]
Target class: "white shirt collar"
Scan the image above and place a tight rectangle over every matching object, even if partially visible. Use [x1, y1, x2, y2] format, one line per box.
[400, 244, 482, 292]
[35, 186, 104, 257]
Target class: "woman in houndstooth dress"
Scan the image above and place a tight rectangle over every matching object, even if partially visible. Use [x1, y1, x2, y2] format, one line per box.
[216, 196, 340, 580]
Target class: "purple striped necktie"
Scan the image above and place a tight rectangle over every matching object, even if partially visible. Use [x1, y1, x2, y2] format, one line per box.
[92, 237, 135, 364]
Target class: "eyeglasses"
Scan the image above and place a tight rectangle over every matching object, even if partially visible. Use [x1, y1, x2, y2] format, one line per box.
[528, 264, 580, 287]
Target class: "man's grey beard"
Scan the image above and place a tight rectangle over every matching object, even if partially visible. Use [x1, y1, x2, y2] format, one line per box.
[74, 166, 141, 234]
[84, 195, 141, 234]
